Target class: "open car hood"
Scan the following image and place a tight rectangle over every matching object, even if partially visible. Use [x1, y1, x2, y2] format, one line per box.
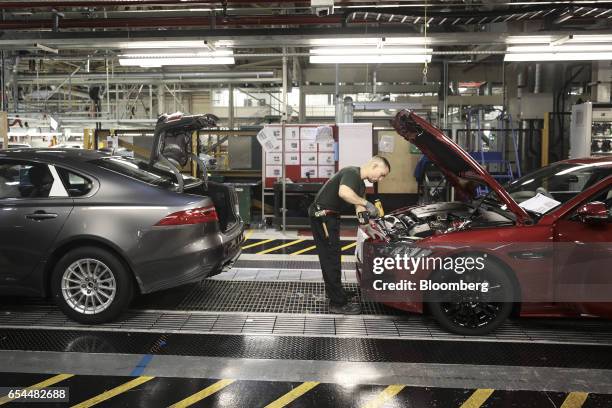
[149, 112, 218, 168]
[391, 110, 529, 223]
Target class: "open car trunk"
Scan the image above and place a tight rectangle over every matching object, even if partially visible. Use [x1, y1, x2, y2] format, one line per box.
[185, 181, 240, 232]
[149, 112, 241, 232]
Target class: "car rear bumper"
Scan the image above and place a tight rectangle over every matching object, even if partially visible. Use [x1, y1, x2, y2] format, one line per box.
[135, 221, 245, 294]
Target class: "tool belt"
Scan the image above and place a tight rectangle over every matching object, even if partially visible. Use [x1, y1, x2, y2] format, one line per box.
[309, 203, 339, 218]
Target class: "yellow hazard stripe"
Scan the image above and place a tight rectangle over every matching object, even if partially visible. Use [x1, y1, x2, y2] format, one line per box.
[242, 238, 275, 249]
[341, 242, 357, 251]
[0, 374, 74, 405]
[71, 376, 154, 408]
[560, 392, 589, 408]
[257, 239, 305, 255]
[168, 379, 235, 408]
[291, 245, 316, 255]
[460, 389, 494, 408]
[264, 381, 319, 408]
[361, 384, 406, 408]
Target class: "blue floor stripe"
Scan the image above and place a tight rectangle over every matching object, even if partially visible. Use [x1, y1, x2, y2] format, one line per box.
[130, 354, 153, 376]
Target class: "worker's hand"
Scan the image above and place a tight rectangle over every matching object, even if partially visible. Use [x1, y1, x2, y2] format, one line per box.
[363, 223, 386, 241]
[365, 201, 380, 218]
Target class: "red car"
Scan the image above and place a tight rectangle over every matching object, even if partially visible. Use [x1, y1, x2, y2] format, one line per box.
[356, 110, 612, 335]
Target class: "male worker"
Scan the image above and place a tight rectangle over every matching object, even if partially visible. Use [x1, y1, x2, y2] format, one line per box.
[309, 156, 391, 314]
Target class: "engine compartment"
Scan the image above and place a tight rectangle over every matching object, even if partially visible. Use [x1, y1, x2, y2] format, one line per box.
[377, 201, 513, 240]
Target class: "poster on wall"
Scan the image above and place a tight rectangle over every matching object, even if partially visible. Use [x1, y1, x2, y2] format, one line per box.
[266, 165, 283, 178]
[301, 166, 318, 178]
[300, 140, 317, 152]
[300, 127, 317, 140]
[300, 152, 317, 166]
[319, 140, 335, 152]
[317, 152, 334, 166]
[285, 153, 300, 165]
[286, 127, 300, 140]
[318, 166, 336, 178]
[265, 153, 282, 165]
[286, 139, 300, 152]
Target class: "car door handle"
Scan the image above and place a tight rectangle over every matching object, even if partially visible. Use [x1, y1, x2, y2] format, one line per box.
[26, 211, 58, 221]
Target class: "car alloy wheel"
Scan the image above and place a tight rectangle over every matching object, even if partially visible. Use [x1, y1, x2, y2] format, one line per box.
[61, 258, 117, 315]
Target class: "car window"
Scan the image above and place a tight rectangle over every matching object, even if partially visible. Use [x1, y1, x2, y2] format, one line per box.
[506, 162, 612, 209]
[56, 167, 93, 197]
[0, 160, 67, 199]
[90, 156, 199, 189]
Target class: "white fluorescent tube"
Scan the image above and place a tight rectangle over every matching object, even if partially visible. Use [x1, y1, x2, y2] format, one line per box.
[504, 52, 612, 62]
[310, 47, 431, 55]
[506, 34, 612, 44]
[119, 50, 234, 58]
[507, 44, 612, 53]
[309, 47, 432, 64]
[310, 55, 431, 64]
[119, 57, 235, 66]
[308, 37, 429, 46]
[117, 41, 208, 49]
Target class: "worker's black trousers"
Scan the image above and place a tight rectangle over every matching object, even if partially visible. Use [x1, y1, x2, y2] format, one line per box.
[309, 214, 347, 306]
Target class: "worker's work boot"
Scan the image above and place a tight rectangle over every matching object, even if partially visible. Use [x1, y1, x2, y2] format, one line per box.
[329, 302, 361, 315]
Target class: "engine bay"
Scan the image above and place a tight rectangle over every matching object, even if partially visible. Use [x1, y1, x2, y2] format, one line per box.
[376, 201, 514, 240]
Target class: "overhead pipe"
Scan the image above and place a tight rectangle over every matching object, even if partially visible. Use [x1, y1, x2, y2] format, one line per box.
[0, 14, 345, 30]
[17, 71, 276, 81]
[0, 0, 311, 8]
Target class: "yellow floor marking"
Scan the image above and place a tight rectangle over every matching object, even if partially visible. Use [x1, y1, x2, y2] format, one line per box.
[242, 238, 275, 249]
[243, 229, 254, 240]
[291, 245, 317, 255]
[71, 376, 154, 408]
[560, 392, 589, 408]
[257, 239, 305, 255]
[264, 381, 319, 408]
[459, 389, 495, 408]
[361, 384, 406, 408]
[341, 242, 357, 251]
[168, 379, 235, 408]
[0, 374, 74, 405]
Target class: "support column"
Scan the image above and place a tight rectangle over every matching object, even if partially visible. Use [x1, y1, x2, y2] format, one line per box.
[157, 83, 164, 116]
[281, 48, 288, 231]
[0, 111, 7, 149]
[299, 85, 306, 123]
[228, 84, 234, 128]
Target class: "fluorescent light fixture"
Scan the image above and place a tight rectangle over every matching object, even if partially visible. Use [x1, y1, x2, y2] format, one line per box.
[35, 43, 58, 54]
[309, 47, 432, 64]
[119, 50, 235, 67]
[119, 57, 235, 66]
[550, 35, 573, 46]
[506, 34, 612, 44]
[119, 50, 233, 58]
[308, 37, 428, 46]
[505, 52, 612, 62]
[117, 40, 209, 49]
[507, 44, 612, 53]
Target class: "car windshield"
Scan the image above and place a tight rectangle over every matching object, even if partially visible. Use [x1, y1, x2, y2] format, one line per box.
[504, 161, 612, 212]
[91, 156, 198, 189]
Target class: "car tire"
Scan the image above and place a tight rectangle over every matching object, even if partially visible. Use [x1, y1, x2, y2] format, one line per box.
[51, 246, 133, 324]
[426, 260, 515, 336]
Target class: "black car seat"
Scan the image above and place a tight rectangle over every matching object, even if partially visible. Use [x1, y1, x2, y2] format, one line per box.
[27, 165, 54, 198]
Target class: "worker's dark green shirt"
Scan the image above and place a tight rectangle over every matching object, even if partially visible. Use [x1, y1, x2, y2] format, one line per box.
[313, 166, 365, 212]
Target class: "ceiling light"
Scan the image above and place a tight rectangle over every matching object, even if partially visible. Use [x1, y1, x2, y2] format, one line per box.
[550, 35, 573, 46]
[119, 50, 233, 58]
[309, 47, 432, 64]
[119, 56, 235, 67]
[507, 44, 612, 53]
[117, 40, 209, 49]
[308, 37, 428, 46]
[554, 9, 575, 24]
[505, 52, 612, 62]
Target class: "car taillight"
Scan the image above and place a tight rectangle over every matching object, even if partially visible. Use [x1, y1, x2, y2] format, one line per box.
[155, 206, 218, 226]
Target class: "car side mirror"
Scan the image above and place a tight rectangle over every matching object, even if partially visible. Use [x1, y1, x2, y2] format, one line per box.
[576, 201, 609, 224]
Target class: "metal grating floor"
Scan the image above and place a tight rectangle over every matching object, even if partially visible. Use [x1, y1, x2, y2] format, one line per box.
[173, 281, 399, 315]
[234, 259, 355, 270]
[1, 307, 612, 346]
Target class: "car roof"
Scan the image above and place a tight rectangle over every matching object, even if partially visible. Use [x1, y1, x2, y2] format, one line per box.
[559, 156, 612, 165]
[0, 148, 108, 165]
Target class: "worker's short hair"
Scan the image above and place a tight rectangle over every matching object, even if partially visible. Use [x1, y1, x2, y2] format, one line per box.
[372, 155, 391, 172]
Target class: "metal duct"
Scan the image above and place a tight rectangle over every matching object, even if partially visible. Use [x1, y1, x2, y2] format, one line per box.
[534, 63, 542, 94]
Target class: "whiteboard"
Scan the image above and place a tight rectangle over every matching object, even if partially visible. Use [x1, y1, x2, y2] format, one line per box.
[338, 123, 373, 186]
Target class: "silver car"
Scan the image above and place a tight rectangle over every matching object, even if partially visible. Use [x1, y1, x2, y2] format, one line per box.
[0, 113, 244, 324]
